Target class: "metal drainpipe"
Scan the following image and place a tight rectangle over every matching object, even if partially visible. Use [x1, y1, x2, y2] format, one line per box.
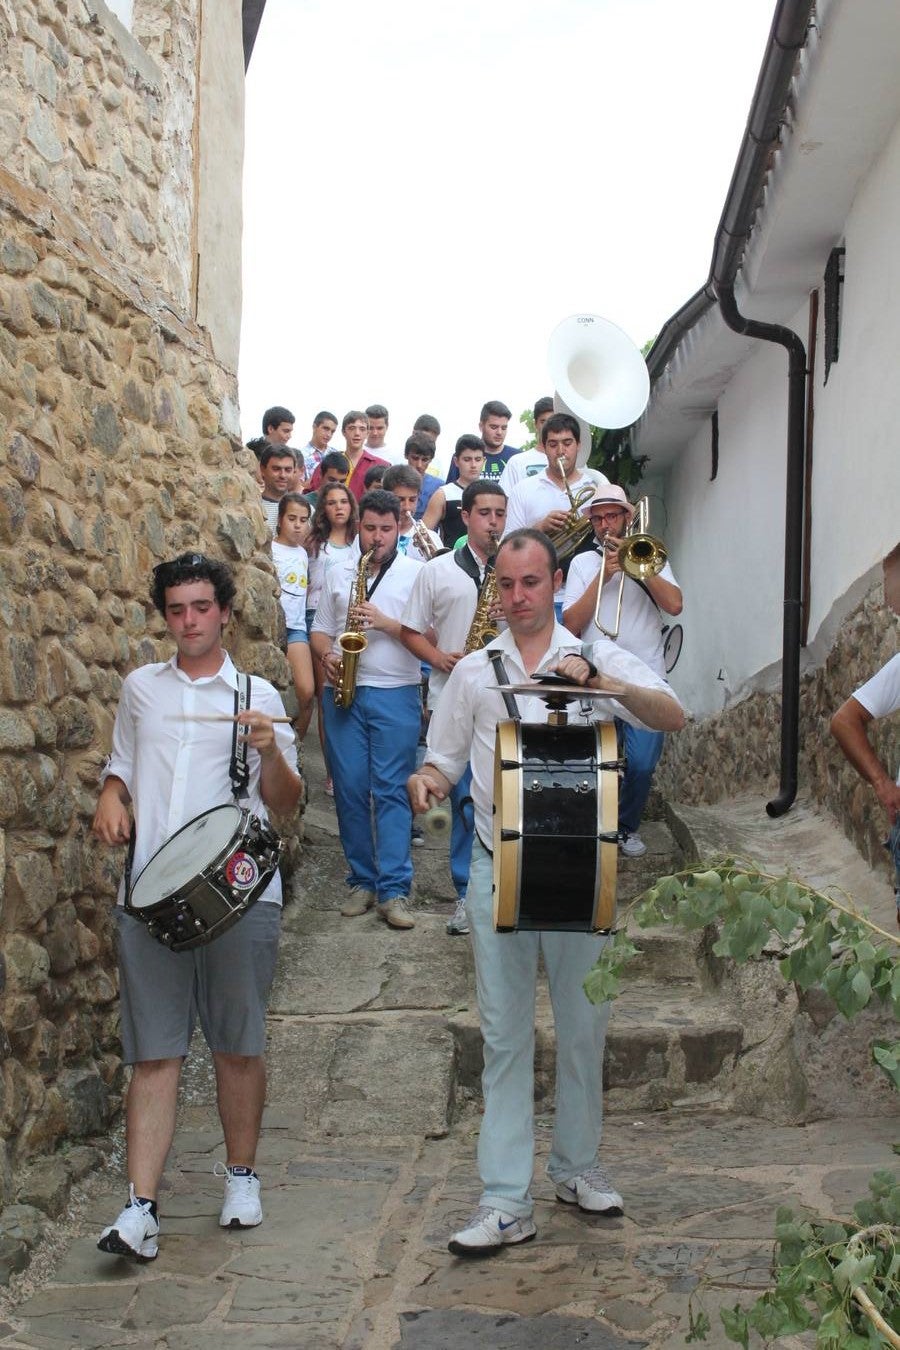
[716, 284, 807, 816]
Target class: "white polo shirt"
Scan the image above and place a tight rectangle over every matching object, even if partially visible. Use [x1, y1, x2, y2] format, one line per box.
[104, 653, 296, 905]
[424, 624, 678, 846]
[312, 551, 423, 688]
[499, 453, 609, 496]
[564, 551, 681, 679]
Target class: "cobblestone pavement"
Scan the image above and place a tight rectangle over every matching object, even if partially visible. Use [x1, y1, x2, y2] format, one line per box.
[0, 729, 896, 1349]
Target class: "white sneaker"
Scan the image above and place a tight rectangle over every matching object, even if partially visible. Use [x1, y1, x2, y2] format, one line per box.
[215, 1162, 263, 1228]
[447, 899, 469, 936]
[97, 1184, 159, 1261]
[555, 1165, 623, 1215]
[448, 1205, 537, 1257]
[619, 832, 647, 858]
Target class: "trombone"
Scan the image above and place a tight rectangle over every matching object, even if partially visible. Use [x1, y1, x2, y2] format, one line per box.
[594, 496, 667, 639]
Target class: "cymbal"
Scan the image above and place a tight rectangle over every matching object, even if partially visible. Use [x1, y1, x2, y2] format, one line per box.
[495, 683, 625, 701]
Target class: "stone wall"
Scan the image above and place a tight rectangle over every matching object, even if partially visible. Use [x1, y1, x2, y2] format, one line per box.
[657, 581, 899, 880]
[0, 1, 290, 1201]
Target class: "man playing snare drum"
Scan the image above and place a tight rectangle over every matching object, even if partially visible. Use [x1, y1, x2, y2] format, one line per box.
[408, 529, 683, 1256]
[92, 553, 302, 1261]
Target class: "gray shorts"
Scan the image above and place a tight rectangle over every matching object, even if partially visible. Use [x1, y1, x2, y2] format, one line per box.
[115, 902, 282, 1063]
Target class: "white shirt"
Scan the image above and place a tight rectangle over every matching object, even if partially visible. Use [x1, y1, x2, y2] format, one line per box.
[854, 653, 900, 784]
[104, 653, 296, 905]
[306, 539, 359, 611]
[564, 551, 680, 678]
[424, 624, 679, 845]
[401, 547, 487, 710]
[504, 468, 601, 596]
[499, 452, 609, 496]
[271, 541, 309, 630]
[312, 551, 423, 687]
[260, 496, 280, 536]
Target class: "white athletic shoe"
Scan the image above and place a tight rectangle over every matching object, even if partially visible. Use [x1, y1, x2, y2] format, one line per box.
[448, 1205, 537, 1257]
[555, 1165, 623, 1215]
[215, 1162, 263, 1228]
[446, 899, 469, 935]
[97, 1184, 159, 1261]
[619, 832, 647, 858]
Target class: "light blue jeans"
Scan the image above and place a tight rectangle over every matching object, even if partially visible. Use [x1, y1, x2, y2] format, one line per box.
[466, 839, 611, 1217]
[323, 684, 420, 902]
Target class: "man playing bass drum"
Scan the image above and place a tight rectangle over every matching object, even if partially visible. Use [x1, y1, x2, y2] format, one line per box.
[92, 553, 301, 1262]
[408, 529, 684, 1257]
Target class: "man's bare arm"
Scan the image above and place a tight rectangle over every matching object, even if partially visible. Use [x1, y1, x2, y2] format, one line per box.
[831, 696, 900, 824]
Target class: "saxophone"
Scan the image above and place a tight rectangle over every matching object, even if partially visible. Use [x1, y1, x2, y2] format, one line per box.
[463, 535, 501, 654]
[333, 549, 374, 708]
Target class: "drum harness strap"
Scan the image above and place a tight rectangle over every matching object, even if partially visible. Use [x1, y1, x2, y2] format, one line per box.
[229, 670, 252, 802]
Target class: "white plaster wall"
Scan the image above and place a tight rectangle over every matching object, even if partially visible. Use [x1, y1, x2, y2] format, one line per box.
[807, 110, 900, 633]
[659, 337, 793, 718]
[196, 0, 245, 372]
[660, 111, 900, 719]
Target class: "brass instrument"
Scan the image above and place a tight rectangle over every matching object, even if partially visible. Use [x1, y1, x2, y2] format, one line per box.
[594, 496, 667, 639]
[333, 549, 374, 708]
[464, 533, 501, 653]
[409, 515, 447, 561]
[546, 465, 597, 563]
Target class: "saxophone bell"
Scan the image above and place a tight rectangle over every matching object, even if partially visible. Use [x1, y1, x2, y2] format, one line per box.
[333, 549, 375, 709]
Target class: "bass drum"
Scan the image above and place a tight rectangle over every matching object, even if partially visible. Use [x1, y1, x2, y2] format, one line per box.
[127, 805, 282, 952]
[492, 721, 620, 933]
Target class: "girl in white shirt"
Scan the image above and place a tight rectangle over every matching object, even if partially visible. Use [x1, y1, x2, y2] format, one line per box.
[273, 494, 314, 738]
[305, 485, 359, 793]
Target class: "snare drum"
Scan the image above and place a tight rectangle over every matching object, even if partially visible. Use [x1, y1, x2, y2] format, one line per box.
[126, 805, 282, 952]
[492, 720, 620, 933]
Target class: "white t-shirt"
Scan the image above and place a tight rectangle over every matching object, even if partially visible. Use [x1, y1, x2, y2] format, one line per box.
[312, 552, 423, 688]
[854, 653, 900, 784]
[306, 539, 359, 611]
[424, 625, 680, 846]
[104, 653, 296, 905]
[398, 522, 444, 564]
[271, 541, 309, 631]
[401, 548, 486, 710]
[563, 551, 680, 678]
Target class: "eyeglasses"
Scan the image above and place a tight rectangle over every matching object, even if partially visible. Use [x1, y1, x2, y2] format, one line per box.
[152, 553, 209, 579]
[589, 510, 628, 526]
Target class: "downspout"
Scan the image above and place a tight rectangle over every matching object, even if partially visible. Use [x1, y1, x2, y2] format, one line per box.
[709, 0, 815, 816]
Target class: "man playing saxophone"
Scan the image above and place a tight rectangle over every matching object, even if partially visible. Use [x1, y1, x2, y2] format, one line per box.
[400, 482, 508, 934]
[311, 489, 424, 929]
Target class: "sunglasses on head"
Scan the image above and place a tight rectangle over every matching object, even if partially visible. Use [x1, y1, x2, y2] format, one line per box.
[152, 552, 209, 580]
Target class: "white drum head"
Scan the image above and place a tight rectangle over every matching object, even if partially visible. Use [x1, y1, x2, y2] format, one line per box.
[130, 806, 243, 909]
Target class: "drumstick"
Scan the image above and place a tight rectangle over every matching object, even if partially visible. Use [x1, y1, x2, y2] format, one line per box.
[164, 714, 294, 724]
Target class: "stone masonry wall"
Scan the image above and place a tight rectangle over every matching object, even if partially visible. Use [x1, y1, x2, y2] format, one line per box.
[0, 2, 290, 1204]
[657, 581, 899, 881]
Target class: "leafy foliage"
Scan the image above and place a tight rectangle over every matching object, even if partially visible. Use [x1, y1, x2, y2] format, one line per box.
[584, 857, 900, 1346]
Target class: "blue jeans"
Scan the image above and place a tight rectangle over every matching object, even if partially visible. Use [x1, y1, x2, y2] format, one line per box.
[467, 839, 610, 1217]
[323, 684, 420, 901]
[616, 720, 665, 835]
[449, 765, 474, 901]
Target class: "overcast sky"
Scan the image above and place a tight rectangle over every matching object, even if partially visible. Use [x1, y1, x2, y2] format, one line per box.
[239, 0, 776, 470]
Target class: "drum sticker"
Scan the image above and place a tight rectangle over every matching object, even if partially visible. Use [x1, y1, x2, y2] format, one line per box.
[225, 851, 260, 891]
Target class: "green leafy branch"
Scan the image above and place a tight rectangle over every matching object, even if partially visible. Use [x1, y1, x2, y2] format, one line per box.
[584, 858, 900, 1346]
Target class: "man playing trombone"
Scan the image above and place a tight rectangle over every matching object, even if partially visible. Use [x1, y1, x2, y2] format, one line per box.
[562, 485, 683, 857]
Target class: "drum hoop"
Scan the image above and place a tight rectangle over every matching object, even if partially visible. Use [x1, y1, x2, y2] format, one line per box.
[128, 804, 252, 909]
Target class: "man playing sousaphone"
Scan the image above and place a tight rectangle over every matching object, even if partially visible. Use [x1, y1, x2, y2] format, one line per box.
[92, 553, 301, 1261]
[408, 529, 684, 1256]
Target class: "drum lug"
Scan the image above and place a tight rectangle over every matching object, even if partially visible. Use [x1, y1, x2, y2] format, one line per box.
[500, 828, 521, 842]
